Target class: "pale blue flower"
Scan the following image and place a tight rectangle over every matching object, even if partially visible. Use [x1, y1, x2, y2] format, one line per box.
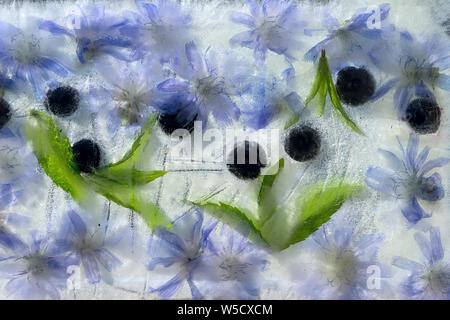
[305, 3, 393, 72]
[91, 57, 165, 134]
[393, 227, 449, 299]
[0, 211, 29, 251]
[157, 42, 246, 126]
[229, 0, 308, 64]
[366, 134, 449, 225]
[193, 223, 269, 300]
[304, 221, 387, 299]
[241, 67, 304, 129]
[51, 210, 124, 285]
[0, 20, 70, 98]
[147, 209, 217, 299]
[40, 4, 136, 64]
[120, 0, 193, 62]
[369, 32, 450, 119]
[0, 231, 69, 300]
[0, 128, 41, 207]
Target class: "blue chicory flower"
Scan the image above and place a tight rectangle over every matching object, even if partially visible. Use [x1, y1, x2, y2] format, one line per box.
[365, 134, 450, 225]
[0, 211, 29, 251]
[240, 67, 304, 129]
[120, 0, 194, 62]
[304, 3, 393, 73]
[0, 19, 71, 98]
[147, 209, 217, 299]
[304, 221, 386, 299]
[0, 231, 69, 299]
[193, 223, 269, 300]
[369, 31, 450, 119]
[157, 42, 246, 127]
[392, 227, 449, 299]
[91, 56, 166, 133]
[0, 127, 41, 206]
[40, 4, 136, 64]
[51, 210, 124, 285]
[229, 0, 308, 64]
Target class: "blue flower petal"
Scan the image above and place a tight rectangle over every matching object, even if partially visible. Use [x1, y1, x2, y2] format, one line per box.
[38, 57, 69, 78]
[393, 84, 413, 120]
[365, 166, 398, 196]
[150, 272, 184, 299]
[392, 256, 424, 272]
[417, 173, 444, 202]
[39, 21, 74, 38]
[148, 257, 177, 270]
[429, 227, 444, 264]
[370, 78, 399, 101]
[405, 134, 419, 173]
[378, 148, 405, 173]
[157, 79, 189, 92]
[229, 30, 255, 48]
[420, 157, 450, 177]
[185, 42, 204, 73]
[0, 229, 26, 251]
[94, 248, 122, 272]
[81, 254, 101, 284]
[67, 210, 87, 237]
[413, 231, 432, 262]
[400, 197, 430, 224]
[229, 11, 255, 27]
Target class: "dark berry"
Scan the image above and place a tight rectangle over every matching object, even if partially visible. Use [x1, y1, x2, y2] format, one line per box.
[226, 141, 267, 180]
[72, 139, 101, 173]
[0, 98, 12, 129]
[45, 86, 80, 117]
[405, 98, 441, 134]
[336, 67, 376, 106]
[284, 126, 321, 162]
[157, 95, 199, 135]
[158, 111, 198, 135]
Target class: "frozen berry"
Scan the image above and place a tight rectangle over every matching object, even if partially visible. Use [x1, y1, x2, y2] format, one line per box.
[45, 86, 80, 117]
[284, 125, 321, 162]
[336, 67, 375, 106]
[0, 98, 12, 129]
[405, 98, 441, 134]
[157, 96, 199, 135]
[227, 141, 266, 180]
[158, 112, 198, 135]
[72, 139, 101, 173]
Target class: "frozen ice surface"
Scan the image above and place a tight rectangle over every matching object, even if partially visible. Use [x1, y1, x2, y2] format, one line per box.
[0, 0, 448, 299]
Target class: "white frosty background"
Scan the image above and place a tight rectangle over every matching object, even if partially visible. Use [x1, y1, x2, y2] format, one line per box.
[0, 0, 449, 299]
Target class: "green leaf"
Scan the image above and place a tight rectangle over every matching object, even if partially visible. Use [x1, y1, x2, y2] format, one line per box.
[260, 178, 363, 250]
[92, 168, 167, 186]
[190, 199, 267, 246]
[24, 111, 90, 203]
[305, 50, 364, 135]
[305, 58, 326, 105]
[104, 113, 158, 171]
[257, 158, 284, 206]
[84, 173, 170, 229]
[25, 111, 169, 229]
[327, 74, 365, 135]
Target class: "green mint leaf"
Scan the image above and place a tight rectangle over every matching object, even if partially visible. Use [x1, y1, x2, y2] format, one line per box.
[105, 113, 158, 171]
[24, 111, 90, 203]
[260, 178, 362, 250]
[25, 111, 169, 229]
[84, 173, 170, 229]
[327, 73, 365, 135]
[305, 50, 364, 135]
[190, 199, 267, 246]
[257, 158, 284, 206]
